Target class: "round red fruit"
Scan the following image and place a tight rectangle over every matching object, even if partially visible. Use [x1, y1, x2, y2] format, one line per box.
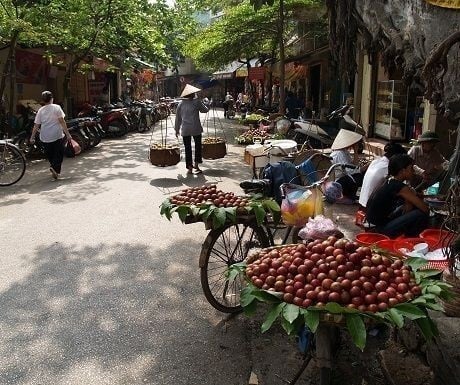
[364, 293, 377, 305]
[321, 278, 334, 290]
[328, 292, 341, 303]
[330, 282, 342, 292]
[360, 266, 372, 277]
[377, 292, 389, 303]
[411, 286, 422, 296]
[397, 283, 409, 294]
[296, 289, 306, 298]
[302, 299, 312, 308]
[298, 265, 309, 275]
[375, 281, 388, 292]
[274, 281, 285, 291]
[317, 291, 329, 303]
[283, 293, 294, 303]
[293, 297, 303, 306]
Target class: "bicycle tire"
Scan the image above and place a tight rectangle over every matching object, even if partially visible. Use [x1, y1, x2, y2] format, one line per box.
[199, 222, 270, 313]
[0, 142, 26, 186]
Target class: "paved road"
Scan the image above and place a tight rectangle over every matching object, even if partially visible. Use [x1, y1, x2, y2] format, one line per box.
[1, 110, 377, 385]
[0, 111, 313, 385]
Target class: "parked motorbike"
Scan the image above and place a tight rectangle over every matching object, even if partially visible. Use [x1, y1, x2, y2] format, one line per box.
[327, 104, 365, 153]
[78, 103, 130, 138]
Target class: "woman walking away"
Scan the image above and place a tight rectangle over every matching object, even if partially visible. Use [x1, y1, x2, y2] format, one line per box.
[30, 91, 72, 179]
[366, 154, 429, 238]
[175, 84, 210, 174]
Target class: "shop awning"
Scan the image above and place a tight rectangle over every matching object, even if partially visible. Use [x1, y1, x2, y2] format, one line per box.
[212, 61, 245, 79]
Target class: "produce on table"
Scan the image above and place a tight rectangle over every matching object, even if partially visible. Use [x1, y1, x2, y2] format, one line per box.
[235, 128, 272, 144]
[160, 184, 280, 229]
[241, 113, 266, 124]
[230, 236, 452, 350]
[203, 137, 225, 144]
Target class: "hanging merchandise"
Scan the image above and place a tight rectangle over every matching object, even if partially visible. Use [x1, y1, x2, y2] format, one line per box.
[201, 105, 227, 160]
[149, 116, 180, 166]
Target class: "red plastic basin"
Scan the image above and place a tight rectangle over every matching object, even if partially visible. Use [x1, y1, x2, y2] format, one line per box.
[375, 239, 396, 252]
[399, 237, 438, 252]
[393, 240, 418, 256]
[355, 232, 389, 246]
[419, 229, 456, 248]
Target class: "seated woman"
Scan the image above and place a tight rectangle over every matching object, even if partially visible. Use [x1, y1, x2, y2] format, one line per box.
[330, 129, 368, 203]
[366, 154, 429, 238]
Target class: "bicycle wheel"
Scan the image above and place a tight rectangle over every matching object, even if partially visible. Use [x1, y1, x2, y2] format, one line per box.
[200, 222, 269, 313]
[0, 142, 26, 186]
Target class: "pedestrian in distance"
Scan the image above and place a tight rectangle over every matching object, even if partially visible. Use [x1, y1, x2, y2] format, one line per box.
[175, 84, 210, 174]
[30, 91, 72, 180]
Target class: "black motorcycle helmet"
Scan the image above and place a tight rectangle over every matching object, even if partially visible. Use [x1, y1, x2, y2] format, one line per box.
[41, 91, 53, 103]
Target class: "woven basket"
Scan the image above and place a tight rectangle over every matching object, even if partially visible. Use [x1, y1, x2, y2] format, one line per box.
[149, 147, 180, 167]
[442, 272, 460, 317]
[202, 141, 227, 160]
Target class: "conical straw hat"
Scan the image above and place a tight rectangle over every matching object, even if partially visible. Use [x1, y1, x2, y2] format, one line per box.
[331, 129, 363, 150]
[180, 84, 201, 97]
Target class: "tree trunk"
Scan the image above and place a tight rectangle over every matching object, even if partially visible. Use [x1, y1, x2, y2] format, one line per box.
[278, 0, 286, 114]
[0, 32, 19, 137]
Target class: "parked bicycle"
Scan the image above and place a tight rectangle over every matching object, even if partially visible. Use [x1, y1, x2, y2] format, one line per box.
[199, 159, 352, 313]
[0, 139, 26, 186]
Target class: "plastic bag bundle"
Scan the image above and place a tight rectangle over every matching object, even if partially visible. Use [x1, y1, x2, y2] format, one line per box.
[281, 185, 323, 227]
[298, 214, 343, 240]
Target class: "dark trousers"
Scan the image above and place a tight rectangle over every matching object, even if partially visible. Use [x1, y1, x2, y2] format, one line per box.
[336, 172, 365, 200]
[377, 208, 429, 238]
[42, 138, 65, 174]
[183, 134, 202, 168]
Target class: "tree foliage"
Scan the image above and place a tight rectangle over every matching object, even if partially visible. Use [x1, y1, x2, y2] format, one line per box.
[185, 0, 323, 72]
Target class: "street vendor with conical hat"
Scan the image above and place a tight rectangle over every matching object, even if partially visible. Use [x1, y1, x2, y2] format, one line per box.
[407, 131, 449, 192]
[175, 84, 210, 174]
[327, 129, 368, 204]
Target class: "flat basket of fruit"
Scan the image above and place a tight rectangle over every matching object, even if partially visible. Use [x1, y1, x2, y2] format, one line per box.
[160, 184, 281, 229]
[202, 137, 227, 159]
[149, 116, 180, 167]
[229, 237, 452, 350]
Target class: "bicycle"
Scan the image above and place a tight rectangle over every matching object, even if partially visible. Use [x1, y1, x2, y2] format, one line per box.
[0, 139, 26, 186]
[199, 159, 355, 314]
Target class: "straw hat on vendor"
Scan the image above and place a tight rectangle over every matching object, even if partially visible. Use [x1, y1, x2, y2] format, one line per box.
[180, 84, 201, 98]
[331, 129, 363, 150]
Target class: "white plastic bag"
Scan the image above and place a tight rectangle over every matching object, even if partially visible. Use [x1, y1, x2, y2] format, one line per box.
[298, 215, 343, 240]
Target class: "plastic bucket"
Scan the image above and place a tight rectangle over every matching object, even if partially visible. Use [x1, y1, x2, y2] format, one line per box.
[375, 239, 396, 252]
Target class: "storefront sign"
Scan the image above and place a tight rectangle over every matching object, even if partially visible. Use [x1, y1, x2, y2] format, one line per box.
[248, 67, 266, 80]
[236, 68, 248, 78]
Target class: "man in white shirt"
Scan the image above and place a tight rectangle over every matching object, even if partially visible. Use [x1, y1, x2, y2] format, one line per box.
[358, 142, 407, 209]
